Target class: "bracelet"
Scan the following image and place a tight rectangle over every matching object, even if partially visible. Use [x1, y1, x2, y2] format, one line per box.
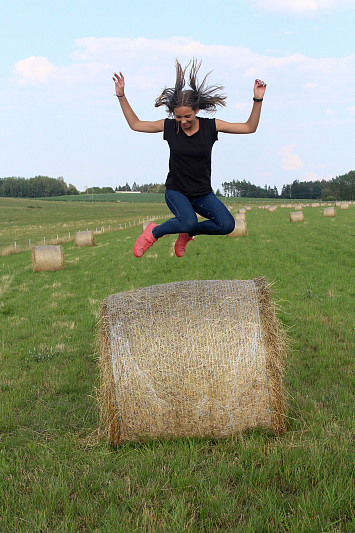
[115, 94, 125, 98]
[253, 97, 263, 102]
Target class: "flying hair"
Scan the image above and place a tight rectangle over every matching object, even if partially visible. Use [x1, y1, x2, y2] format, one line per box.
[155, 59, 227, 117]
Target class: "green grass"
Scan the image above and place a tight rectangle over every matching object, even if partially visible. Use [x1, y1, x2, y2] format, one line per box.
[35, 192, 167, 203]
[0, 197, 171, 253]
[0, 202, 354, 532]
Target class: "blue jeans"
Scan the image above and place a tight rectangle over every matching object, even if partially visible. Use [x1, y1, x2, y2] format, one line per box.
[152, 189, 235, 239]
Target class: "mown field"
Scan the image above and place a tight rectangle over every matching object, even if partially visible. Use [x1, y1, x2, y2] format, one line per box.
[0, 197, 171, 254]
[0, 199, 354, 532]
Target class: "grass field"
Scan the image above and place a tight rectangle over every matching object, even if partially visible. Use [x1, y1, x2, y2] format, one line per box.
[0, 197, 171, 254]
[1, 199, 354, 532]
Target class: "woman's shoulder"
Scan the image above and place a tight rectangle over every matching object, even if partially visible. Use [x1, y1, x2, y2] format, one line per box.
[199, 117, 216, 126]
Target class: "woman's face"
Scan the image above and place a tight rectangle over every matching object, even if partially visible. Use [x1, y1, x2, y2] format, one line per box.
[174, 106, 199, 131]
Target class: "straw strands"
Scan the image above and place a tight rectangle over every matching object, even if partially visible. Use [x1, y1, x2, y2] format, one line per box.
[235, 213, 246, 221]
[98, 278, 286, 445]
[289, 211, 304, 223]
[75, 231, 95, 247]
[324, 207, 336, 217]
[227, 219, 247, 237]
[32, 245, 65, 272]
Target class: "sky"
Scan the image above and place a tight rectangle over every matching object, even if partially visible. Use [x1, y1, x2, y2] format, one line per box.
[1, 0, 355, 194]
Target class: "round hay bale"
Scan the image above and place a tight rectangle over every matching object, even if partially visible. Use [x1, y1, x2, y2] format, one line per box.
[235, 212, 246, 221]
[75, 230, 95, 247]
[227, 219, 247, 237]
[98, 278, 286, 445]
[340, 203, 349, 210]
[237, 208, 246, 214]
[324, 207, 336, 217]
[311, 203, 320, 208]
[294, 205, 303, 211]
[268, 206, 277, 212]
[142, 221, 153, 232]
[245, 206, 252, 211]
[32, 245, 64, 272]
[289, 211, 304, 223]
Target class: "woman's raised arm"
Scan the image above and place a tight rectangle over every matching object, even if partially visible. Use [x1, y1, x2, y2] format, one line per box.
[113, 72, 165, 133]
[216, 79, 267, 134]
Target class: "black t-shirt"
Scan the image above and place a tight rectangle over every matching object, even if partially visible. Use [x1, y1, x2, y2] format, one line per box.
[163, 117, 218, 196]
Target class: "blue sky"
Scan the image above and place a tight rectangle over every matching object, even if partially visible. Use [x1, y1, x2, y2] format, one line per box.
[1, 0, 355, 193]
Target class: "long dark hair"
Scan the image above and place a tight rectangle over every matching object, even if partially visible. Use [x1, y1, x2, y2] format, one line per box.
[155, 59, 226, 116]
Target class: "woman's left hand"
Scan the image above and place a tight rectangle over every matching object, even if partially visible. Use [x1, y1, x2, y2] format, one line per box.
[254, 79, 267, 99]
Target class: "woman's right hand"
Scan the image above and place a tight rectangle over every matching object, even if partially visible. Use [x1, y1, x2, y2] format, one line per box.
[113, 72, 125, 97]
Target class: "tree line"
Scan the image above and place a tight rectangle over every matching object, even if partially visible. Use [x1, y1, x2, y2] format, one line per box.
[0, 176, 79, 198]
[222, 170, 354, 201]
[1, 170, 354, 200]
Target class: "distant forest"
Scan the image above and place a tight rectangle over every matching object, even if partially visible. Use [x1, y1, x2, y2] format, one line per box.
[1, 170, 354, 200]
[221, 170, 354, 201]
[0, 176, 79, 198]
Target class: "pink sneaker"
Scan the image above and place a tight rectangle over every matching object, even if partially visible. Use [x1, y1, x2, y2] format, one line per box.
[174, 233, 194, 257]
[134, 223, 158, 258]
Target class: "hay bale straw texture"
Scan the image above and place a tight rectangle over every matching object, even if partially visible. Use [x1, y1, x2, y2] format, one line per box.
[324, 207, 336, 217]
[340, 203, 349, 210]
[235, 212, 246, 221]
[32, 245, 65, 272]
[75, 230, 95, 247]
[227, 219, 247, 237]
[289, 211, 304, 223]
[268, 206, 277, 212]
[99, 278, 286, 445]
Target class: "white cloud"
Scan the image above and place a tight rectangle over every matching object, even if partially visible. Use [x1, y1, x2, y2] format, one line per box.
[280, 145, 303, 171]
[249, 0, 354, 14]
[14, 56, 55, 85]
[348, 106, 355, 114]
[302, 171, 322, 181]
[10, 37, 355, 116]
[303, 82, 318, 89]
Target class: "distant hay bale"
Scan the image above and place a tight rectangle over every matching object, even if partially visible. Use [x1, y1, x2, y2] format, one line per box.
[340, 203, 349, 210]
[237, 208, 246, 214]
[32, 245, 64, 272]
[75, 231, 95, 247]
[227, 219, 247, 237]
[324, 207, 336, 217]
[286, 204, 292, 209]
[98, 278, 286, 445]
[142, 221, 154, 231]
[235, 212, 246, 221]
[294, 205, 303, 211]
[335, 202, 342, 207]
[268, 206, 277, 212]
[245, 206, 252, 211]
[312, 203, 320, 208]
[289, 211, 304, 223]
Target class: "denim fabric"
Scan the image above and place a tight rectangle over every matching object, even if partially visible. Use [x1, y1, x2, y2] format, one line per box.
[152, 189, 235, 239]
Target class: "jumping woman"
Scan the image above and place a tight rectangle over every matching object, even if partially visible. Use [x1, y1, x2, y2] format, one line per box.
[112, 59, 266, 258]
